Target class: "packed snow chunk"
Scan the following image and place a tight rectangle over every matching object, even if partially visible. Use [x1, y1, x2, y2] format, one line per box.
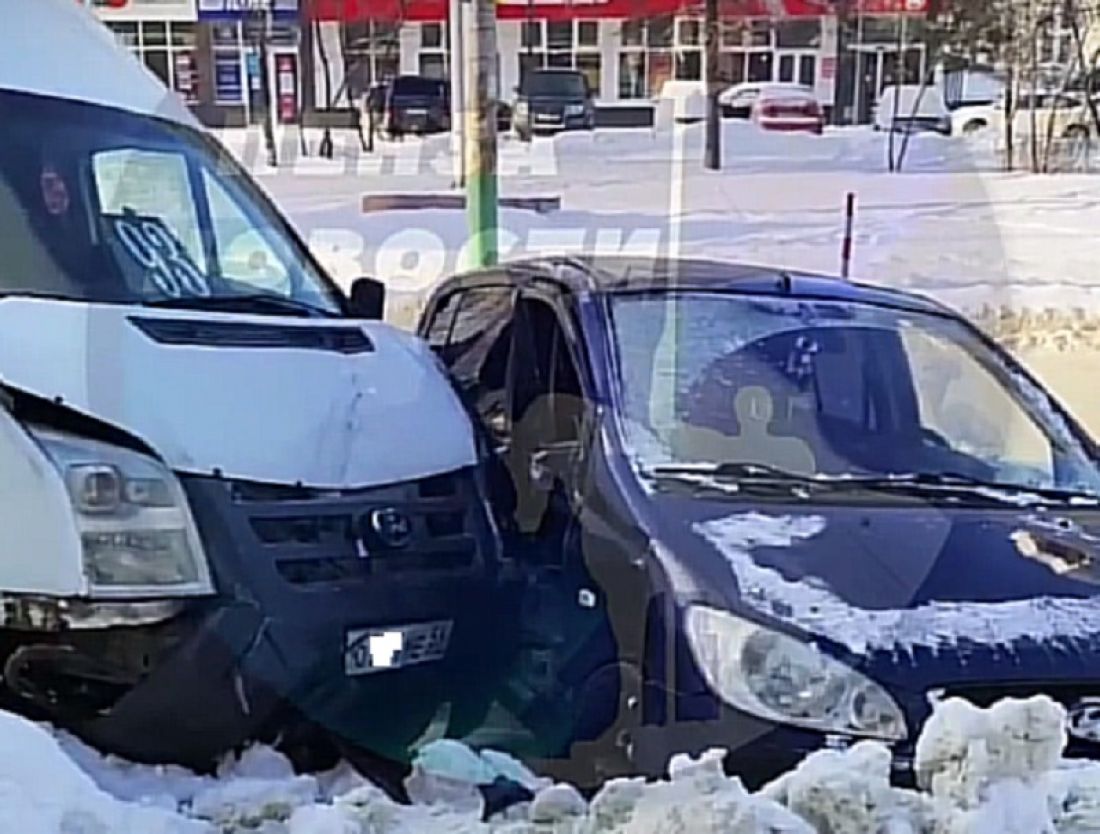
[287, 804, 364, 834]
[218, 744, 297, 782]
[188, 773, 320, 828]
[597, 748, 812, 834]
[529, 784, 588, 824]
[939, 779, 1055, 834]
[0, 710, 209, 834]
[1046, 761, 1100, 832]
[915, 696, 1065, 809]
[764, 740, 933, 834]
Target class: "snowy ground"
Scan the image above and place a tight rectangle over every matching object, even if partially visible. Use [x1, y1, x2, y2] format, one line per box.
[215, 120, 1100, 437]
[18, 693, 1100, 833]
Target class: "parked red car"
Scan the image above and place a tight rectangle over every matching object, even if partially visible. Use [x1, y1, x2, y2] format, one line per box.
[753, 87, 825, 134]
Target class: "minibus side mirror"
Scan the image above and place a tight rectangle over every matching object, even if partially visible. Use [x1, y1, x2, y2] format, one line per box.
[349, 277, 386, 320]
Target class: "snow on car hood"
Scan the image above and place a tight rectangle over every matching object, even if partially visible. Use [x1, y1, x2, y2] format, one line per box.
[0, 299, 476, 489]
[693, 509, 1100, 656]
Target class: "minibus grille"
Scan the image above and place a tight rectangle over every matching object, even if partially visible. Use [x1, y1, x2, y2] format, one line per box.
[226, 470, 479, 585]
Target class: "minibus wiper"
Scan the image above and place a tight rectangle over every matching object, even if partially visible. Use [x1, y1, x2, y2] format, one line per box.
[145, 294, 339, 318]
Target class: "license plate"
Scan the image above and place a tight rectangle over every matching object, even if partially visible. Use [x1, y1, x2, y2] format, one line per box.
[344, 620, 452, 676]
[537, 114, 559, 122]
[406, 108, 428, 115]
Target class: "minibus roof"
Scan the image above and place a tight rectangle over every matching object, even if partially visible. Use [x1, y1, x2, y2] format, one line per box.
[0, 0, 198, 127]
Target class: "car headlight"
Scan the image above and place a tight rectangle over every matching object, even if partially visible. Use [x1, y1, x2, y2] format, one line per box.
[29, 427, 214, 598]
[565, 104, 586, 116]
[684, 606, 907, 741]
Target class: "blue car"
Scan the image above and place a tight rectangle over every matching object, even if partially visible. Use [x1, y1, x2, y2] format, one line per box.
[418, 256, 1100, 787]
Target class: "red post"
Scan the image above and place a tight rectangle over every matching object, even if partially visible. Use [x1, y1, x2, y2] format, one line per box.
[841, 191, 856, 279]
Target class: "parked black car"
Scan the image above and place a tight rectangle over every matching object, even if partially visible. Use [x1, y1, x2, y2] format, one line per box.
[386, 75, 450, 135]
[419, 256, 1100, 788]
[512, 69, 595, 140]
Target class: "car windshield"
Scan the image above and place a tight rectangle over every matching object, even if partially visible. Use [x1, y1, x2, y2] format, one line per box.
[610, 292, 1100, 497]
[522, 72, 586, 97]
[392, 76, 444, 97]
[0, 89, 342, 316]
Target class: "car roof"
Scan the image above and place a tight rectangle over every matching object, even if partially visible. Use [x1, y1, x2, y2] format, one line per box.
[432, 256, 956, 318]
[0, 0, 198, 128]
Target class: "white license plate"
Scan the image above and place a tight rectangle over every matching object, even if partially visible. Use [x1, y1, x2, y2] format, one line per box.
[406, 108, 428, 115]
[344, 620, 452, 676]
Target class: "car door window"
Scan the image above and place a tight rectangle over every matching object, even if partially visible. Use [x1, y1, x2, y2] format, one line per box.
[439, 285, 516, 446]
[510, 295, 586, 536]
[423, 290, 463, 352]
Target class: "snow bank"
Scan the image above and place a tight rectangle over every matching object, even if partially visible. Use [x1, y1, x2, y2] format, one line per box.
[14, 694, 1100, 832]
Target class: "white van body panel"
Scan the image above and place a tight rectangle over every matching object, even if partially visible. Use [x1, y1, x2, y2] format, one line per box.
[0, 409, 84, 596]
[0, 0, 197, 128]
[0, 300, 477, 489]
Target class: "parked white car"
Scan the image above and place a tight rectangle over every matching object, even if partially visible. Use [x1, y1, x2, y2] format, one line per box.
[719, 82, 815, 120]
[874, 85, 953, 136]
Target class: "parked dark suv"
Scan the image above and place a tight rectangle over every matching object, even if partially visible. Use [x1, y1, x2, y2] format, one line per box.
[512, 69, 595, 139]
[386, 75, 450, 135]
[419, 255, 1100, 788]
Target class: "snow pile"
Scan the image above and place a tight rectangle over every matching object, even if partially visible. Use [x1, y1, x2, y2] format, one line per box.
[14, 694, 1100, 832]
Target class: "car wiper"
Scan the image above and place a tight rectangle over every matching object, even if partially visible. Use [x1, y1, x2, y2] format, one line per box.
[647, 461, 821, 483]
[144, 294, 339, 318]
[838, 472, 1095, 504]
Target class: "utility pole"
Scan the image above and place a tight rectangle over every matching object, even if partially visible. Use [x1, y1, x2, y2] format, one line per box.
[449, 0, 466, 186]
[252, 1, 278, 167]
[704, 0, 721, 170]
[464, 0, 499, 267]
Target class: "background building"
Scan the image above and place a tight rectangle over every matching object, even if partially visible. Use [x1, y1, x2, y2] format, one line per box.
[81, 0, 933, 127]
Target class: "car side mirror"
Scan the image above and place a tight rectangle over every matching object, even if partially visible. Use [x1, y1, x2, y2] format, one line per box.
[349, 277, 386, 320]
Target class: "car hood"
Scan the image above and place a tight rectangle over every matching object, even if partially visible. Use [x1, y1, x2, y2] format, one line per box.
[0, 299, 476, 489]
[644, 481, 1100, 680]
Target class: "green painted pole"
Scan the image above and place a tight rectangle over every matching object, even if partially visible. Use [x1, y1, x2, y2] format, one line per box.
[463, 0, 499, 267]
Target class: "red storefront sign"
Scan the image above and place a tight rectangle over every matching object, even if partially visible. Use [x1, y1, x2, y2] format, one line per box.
[307, 0, 926, 21]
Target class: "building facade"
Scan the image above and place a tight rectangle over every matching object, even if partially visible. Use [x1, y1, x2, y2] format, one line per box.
[81, 0, 932, 127]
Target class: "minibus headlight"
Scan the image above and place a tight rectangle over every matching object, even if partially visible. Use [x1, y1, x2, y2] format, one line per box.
[29, 427, 214, 598]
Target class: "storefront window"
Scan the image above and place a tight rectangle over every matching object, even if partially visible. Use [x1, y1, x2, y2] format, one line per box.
[678, 19, 701, 47]
[578, 52, 601, 95]
[622, 20, 644, 48]
[778, 54, 795, 83]
[521, 21, 542, 49]
[107, 21, 196, 101]
[860, 17, 900, 44]
[718, 52, 745, 85]
[750, 21, 772, 48]
[548, 51, 572, 68]
[578, 21, 599, 48]
[800, 54, 817, 88]
[648, 50, 673, 96]
[421, 22, 443, 49]
[721, 21, 746, 48]
[547, 21, 572, 50]
[747, 51, 773, 82]
[419, 53, 446, 79]
[341, 21, 401, 100]
[619, 51, 646, 98]
[647, 16, 673, 49]
[676, 51, 701, 81]
[776, 19, 821, 49]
